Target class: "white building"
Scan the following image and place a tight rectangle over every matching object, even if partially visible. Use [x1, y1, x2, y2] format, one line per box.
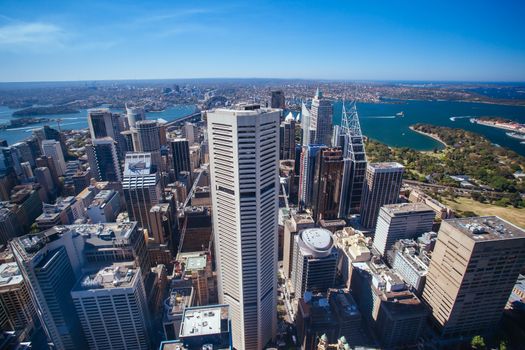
[291, 228, 338, 297]
[207, 106, 280, 350]
[71, 263, 150, 350]
[373, 203, 435, 256]
[42, 140, 66, 176]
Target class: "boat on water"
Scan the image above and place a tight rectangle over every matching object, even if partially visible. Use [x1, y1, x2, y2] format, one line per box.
[396, 111, 404, 118]
[506, 132, 525, 141]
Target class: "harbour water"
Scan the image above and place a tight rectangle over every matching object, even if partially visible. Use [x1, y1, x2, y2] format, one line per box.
[333, 100, 525, 156]
[0, 104, 198, 145]
[1, 100, 524, 156]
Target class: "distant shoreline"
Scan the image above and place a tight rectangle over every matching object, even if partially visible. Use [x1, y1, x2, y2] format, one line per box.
[409, 126, 447, 147]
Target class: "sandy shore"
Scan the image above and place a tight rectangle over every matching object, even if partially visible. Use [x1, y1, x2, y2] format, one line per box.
[409, 126, 447, 147]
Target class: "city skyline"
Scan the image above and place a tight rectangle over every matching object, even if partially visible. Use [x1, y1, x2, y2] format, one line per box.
[0, 0, 524, 82]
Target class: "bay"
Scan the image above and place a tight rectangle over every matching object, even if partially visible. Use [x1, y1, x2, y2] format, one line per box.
[0, 105, 198, 145]
[332, 100, 525, 156]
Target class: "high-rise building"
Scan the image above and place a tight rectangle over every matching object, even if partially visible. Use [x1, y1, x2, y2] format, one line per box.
[298, 145, 324, 208]
[135, 120, 161, 166]
[301, 101, 313, 146]
[310, 88, 333, 146]
[338, 103, 367, 217]
[11, 233, 87, 350]
[208, 107, 280, 350]
[11, 222, 151, 350]
[279, 113, 296, 160]
[34, 167, 56, 200]
[283, 213, 315, 279]
[122, 152, 161, 233]
[12, 141, 36, 167]
[126, 106, 145, 128]
[311, 147, 344, 222]
[85, 137, 122, 182]
[0, 206, 22, 246]
[170, 138, 191, 180]
[360, 162, 404, 229]
[351, 260, 428, 348]
[71, 263, 151, 350]
[87, 108, 121, 140]
[41, 140, 66, 176]
[0, 262, 38, 334]
[183, 122, 197, 144]
[291, 228, 338, 297]
[270, 90, 285, 109]
[373, 203, 435, 256]
[422, 216, 525, 338]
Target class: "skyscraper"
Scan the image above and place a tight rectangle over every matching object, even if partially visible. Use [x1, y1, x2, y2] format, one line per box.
[372, 203, 435, 256]
[0, 262, 38, 334]
[270, 90, 285, 109]
[291, 228, 338, 297]
[208, 106, 280, 350]
[338, 102, 368, 217]
[310, 88, 333, 146]
[11, 233, 87, 350]
[298, 145, 324, 209]
[170, 138, 191, 180]
[135, 120, 162, 167]
[42, 140, 67, 176]
[122, 152, 161, 233]
[360, 162, 404, 229]
[311, 147, 344, 222]
[126, 106, 145, 128]
[85, 137, 122, 182]
[301, 101, 313, 146]
[422, 216, 525, 338]
[71, 263, 151, 350]
[279, 113, 296, 160]
[87, 108, 121, 140]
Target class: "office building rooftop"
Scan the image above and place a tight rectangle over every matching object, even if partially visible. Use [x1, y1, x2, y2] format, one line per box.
[88, 190, 116, 209]
[14, 222, 137, 256]
[73, 262, 137, 291]
[297, 228, 334, 258]
[381, 202, 434, 216]
[0, 262, 22, 288]
[180, 305, 229, 338]
[124, 153, 153, 176]
[185, 255, 207, 271]
[368, 162, 404, 171]
[445, 216, 525, 241]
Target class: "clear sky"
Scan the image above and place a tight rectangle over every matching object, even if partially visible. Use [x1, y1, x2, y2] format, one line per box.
[0, 0, 524, 82]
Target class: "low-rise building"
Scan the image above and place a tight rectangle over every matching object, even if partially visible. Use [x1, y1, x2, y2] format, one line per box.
[350, 259, 427, 348]
[333, 227, 372, 288]
[86, 189, 120, 223]
[162, 280, 195, 341]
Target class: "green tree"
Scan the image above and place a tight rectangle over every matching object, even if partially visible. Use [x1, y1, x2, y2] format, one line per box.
[471, 335, 486, 350]
[499, 340, 507, 350]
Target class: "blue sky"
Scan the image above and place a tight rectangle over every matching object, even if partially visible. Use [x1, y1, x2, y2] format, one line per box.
[0, 0, 524, 82]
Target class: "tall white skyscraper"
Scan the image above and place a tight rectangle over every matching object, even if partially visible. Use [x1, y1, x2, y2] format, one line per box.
[42, 139, 67, 176]
[208, 106, 280, 350]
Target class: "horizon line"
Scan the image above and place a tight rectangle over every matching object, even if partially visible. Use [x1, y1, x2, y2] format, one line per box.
[0, 77, 524, 85]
